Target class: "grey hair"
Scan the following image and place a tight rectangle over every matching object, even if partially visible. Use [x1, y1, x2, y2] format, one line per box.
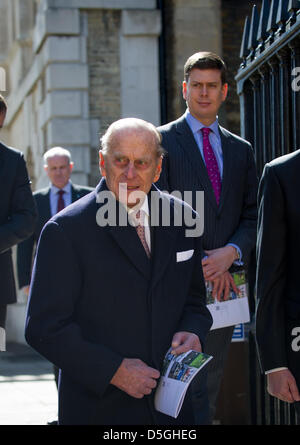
[43, 147, 72, 165]
[100, 118, 166, 158]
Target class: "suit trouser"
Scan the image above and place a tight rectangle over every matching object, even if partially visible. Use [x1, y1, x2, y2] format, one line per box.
[0, 304, 7, 352]
[192, 325, 234, 424]
[0, 304, 7, 328]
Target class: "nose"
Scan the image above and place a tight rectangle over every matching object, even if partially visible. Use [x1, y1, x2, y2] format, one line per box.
[124, 162, 137, 179]
[200, 85, 208, 96]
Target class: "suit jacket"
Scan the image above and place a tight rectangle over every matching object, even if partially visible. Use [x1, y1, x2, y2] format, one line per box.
[157, 114, 258, 267]
[25, 179, 212, 425]
[256, 150, 300, 373]
[0, 142, 37, 305]
[17, 182, 93, 289]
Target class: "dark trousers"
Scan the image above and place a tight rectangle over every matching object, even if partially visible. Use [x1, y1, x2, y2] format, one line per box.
[192, 325, 234, 424]
[0, 304, 7, 328]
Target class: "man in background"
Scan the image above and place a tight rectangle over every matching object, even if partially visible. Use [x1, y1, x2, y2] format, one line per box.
[157, 52, 258, 423]
[17, 146, 93, 393]
[0, 94, 37, 351]
[17, 146, 93, 298]
[256, 150, 300, 418]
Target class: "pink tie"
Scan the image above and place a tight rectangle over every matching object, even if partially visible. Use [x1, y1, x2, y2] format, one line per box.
[201, 127, 221, 205]
[135, 210, 151, 258]
[57, 190, 65, 213]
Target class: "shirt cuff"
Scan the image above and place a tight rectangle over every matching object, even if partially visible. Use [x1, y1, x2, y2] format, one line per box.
[265, 367, 288, 375]
[227, 243, 243, 266]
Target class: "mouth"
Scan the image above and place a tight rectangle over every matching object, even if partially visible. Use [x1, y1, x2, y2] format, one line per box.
[126, 185, 140, 191]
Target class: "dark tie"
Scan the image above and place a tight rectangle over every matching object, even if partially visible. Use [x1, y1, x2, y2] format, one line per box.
[57, 190, 65, 213]
[201, 127, 221, 205]
[135, 210, 151, 258]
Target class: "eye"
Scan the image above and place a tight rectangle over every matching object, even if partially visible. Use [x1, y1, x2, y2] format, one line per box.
[134, 159, 149, 169]
[114, 157, 129, 166]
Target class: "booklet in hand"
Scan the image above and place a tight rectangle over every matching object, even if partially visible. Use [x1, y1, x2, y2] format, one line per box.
[154, 348, 212, 419]
[206, 269, 250, 330]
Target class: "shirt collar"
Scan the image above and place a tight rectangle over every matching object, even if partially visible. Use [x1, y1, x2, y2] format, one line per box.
[127, 195, 149, 217]
[51, 181, 71, 195]
[185, 109, 220, 137]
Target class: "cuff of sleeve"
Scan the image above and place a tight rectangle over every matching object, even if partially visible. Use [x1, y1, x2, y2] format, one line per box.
[227, 243, 244, 266]
[265, 367, 288, 375]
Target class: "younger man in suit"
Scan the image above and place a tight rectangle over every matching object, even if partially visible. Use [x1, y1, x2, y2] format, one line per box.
[0, 94, 36, 351]
[25, 117, 212, 425]
[157, 52, 258, 423]
[17, 146, 93, 297]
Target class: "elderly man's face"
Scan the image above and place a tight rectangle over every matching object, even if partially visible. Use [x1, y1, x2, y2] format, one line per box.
[44, 155, 73, 189]
[100, 129, 162, 208]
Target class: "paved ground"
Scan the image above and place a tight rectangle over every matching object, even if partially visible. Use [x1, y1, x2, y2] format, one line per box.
[0, 342, 58, 425]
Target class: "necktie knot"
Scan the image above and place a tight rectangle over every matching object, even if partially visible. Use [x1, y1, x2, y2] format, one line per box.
[201, 127, 211, 138]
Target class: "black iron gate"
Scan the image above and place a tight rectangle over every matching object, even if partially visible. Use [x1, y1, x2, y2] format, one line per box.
[235, 0, 300, 425]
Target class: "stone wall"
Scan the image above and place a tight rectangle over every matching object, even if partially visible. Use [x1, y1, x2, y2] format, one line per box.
[86, 9, 121, 186]
[221, 0, 263, 135]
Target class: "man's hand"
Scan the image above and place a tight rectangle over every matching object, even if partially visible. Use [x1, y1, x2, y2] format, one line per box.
[209, 271, 239, 301]
[171, 331, 202, 355]
[267, 369, 300, 403]
[110, 358, 160, 399]
[202, 246, 238, 280]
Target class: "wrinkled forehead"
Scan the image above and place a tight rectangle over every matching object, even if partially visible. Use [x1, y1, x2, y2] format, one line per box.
[109, 127, 158, 155]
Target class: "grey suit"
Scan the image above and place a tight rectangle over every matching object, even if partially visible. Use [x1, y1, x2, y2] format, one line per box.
[157, 114, 258, 422]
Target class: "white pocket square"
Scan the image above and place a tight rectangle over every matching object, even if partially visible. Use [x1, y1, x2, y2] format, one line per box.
[176, 249, 194, 262]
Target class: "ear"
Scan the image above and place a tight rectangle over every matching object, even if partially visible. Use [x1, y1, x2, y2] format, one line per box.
[153, 156, 163, 183]
[182, 80, 187, 100]
[69, 161, 74, 173]
[222, 82, 228, 102]
[99, 151, 106, 176]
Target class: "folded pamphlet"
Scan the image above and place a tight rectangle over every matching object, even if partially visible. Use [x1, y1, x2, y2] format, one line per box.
[206, 269, 250, 330]
[154, 349, 212, 418]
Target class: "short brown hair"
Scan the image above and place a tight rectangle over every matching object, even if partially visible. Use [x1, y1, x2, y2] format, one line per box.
[184, 52, 227, 84]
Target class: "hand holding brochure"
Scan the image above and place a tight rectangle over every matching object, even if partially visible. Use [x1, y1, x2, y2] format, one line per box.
[206, 269, 250, 330]
[154, 349, 212, 418]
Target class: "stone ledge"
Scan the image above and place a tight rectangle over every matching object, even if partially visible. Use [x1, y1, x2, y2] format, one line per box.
[122, 10, 161, 36]
[33, 8, 80, 54]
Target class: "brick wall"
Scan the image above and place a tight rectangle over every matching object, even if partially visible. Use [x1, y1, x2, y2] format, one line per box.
[86, 9, 121, 186]
[221, 0, 262, 135]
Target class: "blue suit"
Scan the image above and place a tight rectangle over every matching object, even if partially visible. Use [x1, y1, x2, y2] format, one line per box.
[25, 179, 212, 425]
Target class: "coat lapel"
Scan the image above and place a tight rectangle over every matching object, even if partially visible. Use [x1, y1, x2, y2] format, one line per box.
[217, 126, 234, 214]
[175, 117, 218, 211]
[71, 183, 83, 202]
[149, 188, 179, 289]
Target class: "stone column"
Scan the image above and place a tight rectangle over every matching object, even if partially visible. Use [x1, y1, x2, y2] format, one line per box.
[120, 9, 161, 126]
